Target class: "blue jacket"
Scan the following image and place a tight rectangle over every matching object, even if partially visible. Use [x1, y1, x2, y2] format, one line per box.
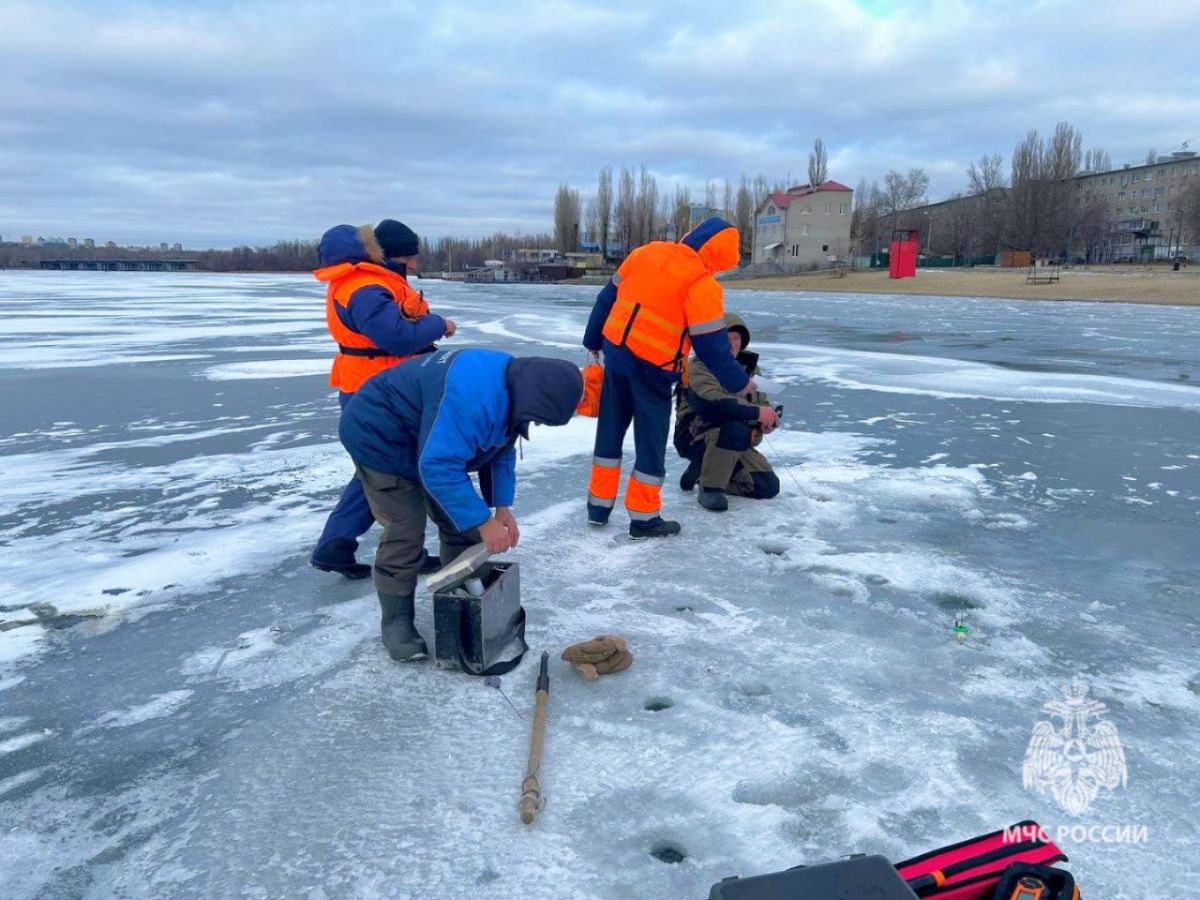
[318, 224, 446, 357]
[340, 349, 583, 532]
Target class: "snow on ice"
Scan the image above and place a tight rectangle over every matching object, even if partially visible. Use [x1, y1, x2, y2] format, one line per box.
[0, 272, 1198, 898]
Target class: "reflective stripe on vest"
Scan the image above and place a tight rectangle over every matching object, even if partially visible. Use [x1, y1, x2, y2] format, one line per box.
[604, 295, 690, 371]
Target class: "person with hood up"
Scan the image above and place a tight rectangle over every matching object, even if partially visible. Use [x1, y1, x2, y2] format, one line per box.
[339, 348, 584, 661]
[310, 219, 456, 580]
[674, 313, 781, 511]
[581, 217, 778, 538]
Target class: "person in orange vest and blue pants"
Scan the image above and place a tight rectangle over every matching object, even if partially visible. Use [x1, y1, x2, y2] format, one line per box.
[310, 220, 456, 578]
[582, 217, 754, 538]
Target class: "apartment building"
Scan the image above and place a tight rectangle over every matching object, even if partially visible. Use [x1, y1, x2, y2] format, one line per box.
[1075, 151, 1199, 261]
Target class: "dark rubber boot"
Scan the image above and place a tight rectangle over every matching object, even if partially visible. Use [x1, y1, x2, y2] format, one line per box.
[378, 592, 428, 661]
[629, 517, 682, 540]
[587, 503, 612, 526]
[698, 487, 729, 512]
[310, 537, 371, 580]
[418, 550, 442, 575]
[679, 458, 702, 493]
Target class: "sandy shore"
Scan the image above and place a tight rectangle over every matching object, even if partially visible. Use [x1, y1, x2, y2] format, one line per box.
[724, 265, 1200, 305]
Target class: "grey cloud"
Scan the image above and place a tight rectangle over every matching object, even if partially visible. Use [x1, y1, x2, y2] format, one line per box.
[1, 0, 1197, 247]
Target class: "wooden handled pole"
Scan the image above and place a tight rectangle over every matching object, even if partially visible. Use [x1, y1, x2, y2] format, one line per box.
[518, 651, 551, 825]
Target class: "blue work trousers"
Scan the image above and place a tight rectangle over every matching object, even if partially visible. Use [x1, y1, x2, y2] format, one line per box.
[314, 391, 376, 553]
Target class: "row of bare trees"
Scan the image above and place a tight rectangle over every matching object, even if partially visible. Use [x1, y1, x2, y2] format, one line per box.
[0, 240, 324, 272]
[851, 168, 932, 253]
[559, 130, 1199, 266]
[417, 231, 554, 273]
[557, 168, 793, 261]
[0, 234, 563, 274]
[852, 122, 1177, 262]
[553, 137, 838, 262]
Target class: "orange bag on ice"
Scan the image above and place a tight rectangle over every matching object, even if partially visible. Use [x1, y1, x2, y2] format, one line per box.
[577, 362, 603, 417]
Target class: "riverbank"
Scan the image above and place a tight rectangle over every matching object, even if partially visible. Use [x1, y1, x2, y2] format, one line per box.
[724, 265, 1200, 306]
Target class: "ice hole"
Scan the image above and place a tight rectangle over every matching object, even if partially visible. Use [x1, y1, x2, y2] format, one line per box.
[649, 840, 687, 864]
[931, 591, 982, 610]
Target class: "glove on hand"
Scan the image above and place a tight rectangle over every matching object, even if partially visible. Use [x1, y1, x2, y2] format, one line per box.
[561, 634, 633, 681]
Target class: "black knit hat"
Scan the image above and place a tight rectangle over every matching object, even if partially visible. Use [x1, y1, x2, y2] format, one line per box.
[375, 219, 420, 258]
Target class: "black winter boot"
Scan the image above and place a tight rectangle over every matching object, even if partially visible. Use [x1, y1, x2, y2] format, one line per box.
[378, 592, 428, 661]
[418, 550, 442, 575]
[310, 537, 371, 579]
[679, 458, 702, 492]
[629, 517, 682, 540]
[698, 487, 729, 512]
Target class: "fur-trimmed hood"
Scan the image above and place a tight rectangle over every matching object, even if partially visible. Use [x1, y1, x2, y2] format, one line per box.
[318, 224, 388, 267]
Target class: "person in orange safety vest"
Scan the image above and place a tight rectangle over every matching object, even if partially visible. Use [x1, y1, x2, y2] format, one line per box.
[310, 219, 456, 578]
[581, 217, 776, 538]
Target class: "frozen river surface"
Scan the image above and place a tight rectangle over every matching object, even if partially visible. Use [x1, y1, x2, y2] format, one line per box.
[1, 272, 1198, 898]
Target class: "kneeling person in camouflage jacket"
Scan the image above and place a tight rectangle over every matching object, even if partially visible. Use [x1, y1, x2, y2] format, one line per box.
[674, 313, 781, 512]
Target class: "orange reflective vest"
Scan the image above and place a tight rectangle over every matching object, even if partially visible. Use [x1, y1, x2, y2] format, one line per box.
[313, 261, 431, 393]
[600, 241, 727, 374]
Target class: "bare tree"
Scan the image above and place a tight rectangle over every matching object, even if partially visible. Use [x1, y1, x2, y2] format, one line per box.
[1007, 130, 1042, 252]
[966, 153, 1008, 252]
[882, 168, 929, 216]
[704, 180, 716, 211]
[584, 197, 600, 247]
[656, 194, 673, 240]
[1006, 122, 1083, 257]
[722, 180, 734, 221]
[851, 178, 886, 255]
[1048, 122, 1083, 180]
[851, 177, 871, 254]
[1083, 148, 1112, 173]
[673, 185, 692, 240]
[634, 166, 659, 248]
[596, 167, 613, 262]
[967, 153, 1006, 194]
[935, 193, 984, 261]
[808, 137, 828, 186]
[553, 183, 581, 256]
[752, 175, 771, 209]
[735, 175, 754, 256]
[1074, 196, 1113, 262]
[614, 166, 636, 254]
[1146, 148, 1158, 166]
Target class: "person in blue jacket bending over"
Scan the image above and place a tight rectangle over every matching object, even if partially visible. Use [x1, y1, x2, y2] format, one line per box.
[339, 348, 584, 661]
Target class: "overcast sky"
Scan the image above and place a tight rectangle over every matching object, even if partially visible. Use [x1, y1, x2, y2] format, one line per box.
[2, 0, 1198, 248]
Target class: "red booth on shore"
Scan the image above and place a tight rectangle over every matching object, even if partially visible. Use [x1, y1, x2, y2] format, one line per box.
[889, 229, 919, 279]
